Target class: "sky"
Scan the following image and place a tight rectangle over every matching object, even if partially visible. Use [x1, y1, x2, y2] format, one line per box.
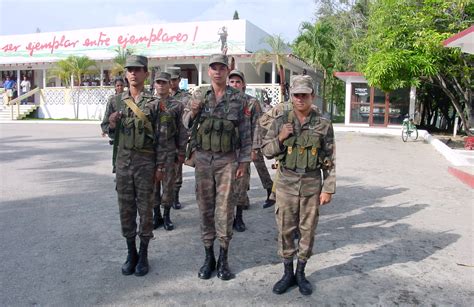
[0, 0, 317, 43]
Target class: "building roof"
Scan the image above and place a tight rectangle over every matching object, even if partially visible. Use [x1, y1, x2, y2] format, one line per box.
[443, 25, 474, 54]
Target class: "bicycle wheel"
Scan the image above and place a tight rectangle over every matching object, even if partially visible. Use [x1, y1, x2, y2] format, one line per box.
[410, 127, 418, 140]
[401, 127, 408, 142]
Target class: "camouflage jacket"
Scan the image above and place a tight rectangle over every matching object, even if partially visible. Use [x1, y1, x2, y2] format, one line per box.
[157, 95, 188, 161]
[100, 94, 119, 139]
[261, 108, 336, 195]
[116, 89, 167, 167]
[182, 85, 252, 166]
[172, 89, 191, 107]
[245, 93, 262, 151]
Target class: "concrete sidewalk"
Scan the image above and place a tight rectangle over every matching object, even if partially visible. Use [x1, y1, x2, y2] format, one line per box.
[334, 124, 474, 188]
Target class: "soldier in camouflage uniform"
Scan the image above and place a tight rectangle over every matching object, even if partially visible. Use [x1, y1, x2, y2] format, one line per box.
[227, 70, 273, 231]
[107, 55, 167, 277]
[152, 72, 188, 231]
[261, 75, 336, 295]
[167, 66, 191, 210]
[182, 54, 252, 281]
[100, 77, 125, 173]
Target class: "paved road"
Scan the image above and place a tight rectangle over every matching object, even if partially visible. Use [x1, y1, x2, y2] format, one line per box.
[0, 123, 472, 306]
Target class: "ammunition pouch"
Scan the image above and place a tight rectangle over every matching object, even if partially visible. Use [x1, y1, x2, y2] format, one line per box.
[196, 117, 237, 153]
[277, 134, 320, 172]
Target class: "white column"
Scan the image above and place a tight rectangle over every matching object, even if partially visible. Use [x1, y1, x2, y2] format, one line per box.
[345, 82, 352, 125]
[16, 69, 20, 95]
[271, 62, 276, 84]
[42, 69, 46, 88]
[198, 63, 203, 86]
[409, 86, 416, 117]
[100, 65, 104, 87]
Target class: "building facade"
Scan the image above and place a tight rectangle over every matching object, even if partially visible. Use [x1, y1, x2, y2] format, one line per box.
[0, 20, 322, 120]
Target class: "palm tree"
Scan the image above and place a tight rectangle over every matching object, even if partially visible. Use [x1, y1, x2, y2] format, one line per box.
[50, 55, 97, 118]
[253, 34, 290, 103]
[110, 46, 135, 78]
[294, 21, 336, 113]
[49, 59, 73, 87]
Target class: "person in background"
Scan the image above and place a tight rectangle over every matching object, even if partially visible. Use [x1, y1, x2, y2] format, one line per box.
[20, 76, 31, 105]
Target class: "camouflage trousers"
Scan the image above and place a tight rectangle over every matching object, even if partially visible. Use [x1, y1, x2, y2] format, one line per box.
[174, 162, 183, 192]
[116, 152, 155, 243]
[154, 160, 177, 209]
[234, 163, 250, 207]
[195, 161, 237, 249]
[275, 169, 322, 261]
[253, 149, 273, 190]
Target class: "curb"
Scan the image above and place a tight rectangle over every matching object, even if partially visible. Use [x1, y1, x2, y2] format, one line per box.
[421, 131, 471, 166]
[448, 167, 474, 189]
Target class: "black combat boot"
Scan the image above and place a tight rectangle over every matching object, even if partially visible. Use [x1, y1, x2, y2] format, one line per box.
[272, 259, 297, 294]
[121, 238, 139, 275]
[153, 206, 164, 229]
[233, 206, 246, 232]
[295, 259, 313, 295]
[163, 207, 174, 231]
[263, 188, 276, 208]
[134, 240, 149, 276]
[216, 246, 234, 280]
[172, 189, 182, 210]
[198, 245, 217, 279]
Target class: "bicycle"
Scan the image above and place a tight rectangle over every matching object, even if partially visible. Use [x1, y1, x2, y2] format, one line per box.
[401, 116, 418, 142]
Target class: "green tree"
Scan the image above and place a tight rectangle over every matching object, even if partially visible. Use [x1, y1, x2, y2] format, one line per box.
[111, 46, 135, 78]
[294, 20, 336, 113]
[254, 34, 290, 103]
[233, 10, 239, 20]
[359, 0, 473, 134]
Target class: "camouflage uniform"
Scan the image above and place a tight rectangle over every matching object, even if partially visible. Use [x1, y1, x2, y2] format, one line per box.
[262, 75, 335, 295]
[100, 94, 119, 140]
[262, 108, 335, 260]
[115, 90, 166, 244]
[233, 93, 260, 209]
[183, 85, 252, 249]
[171, 89, 191, 200]
[153, 95, 187, 217]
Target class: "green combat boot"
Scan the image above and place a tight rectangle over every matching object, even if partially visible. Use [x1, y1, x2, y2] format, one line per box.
[233, 206, 246, 232]
[153, 206, 164, 229]
[216, 246, 234, 280]
[272, 259, 296, 294]
[296, 259, 313, 295]
[134, 240, 149, 277]
[163, 207, 174, 231]
[121, 239, 138, 275]
[198, 245, 216, 279]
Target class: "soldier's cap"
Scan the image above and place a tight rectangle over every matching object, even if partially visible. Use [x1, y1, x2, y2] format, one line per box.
[290, 75, 314, 94]
[154, 72, 171, 82]
[209, 54, 228, 67]
[228, 70, 245, 82]
[166, 66, 181, 79]
[124, 55, 148, 69]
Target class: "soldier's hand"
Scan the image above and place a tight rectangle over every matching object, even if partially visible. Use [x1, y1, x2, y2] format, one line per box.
[190, 99, 203, 118]
[155, 168, 164, 182]
[235, 162, 248, 179]
[108, 111, 121, 129]
[278, 123, 293, 143]
[320, 192, 332, 205]
[251, 150, 258, 162]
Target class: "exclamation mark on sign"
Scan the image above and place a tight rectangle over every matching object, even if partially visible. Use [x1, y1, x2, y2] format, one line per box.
[192, 26, 198, 45]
